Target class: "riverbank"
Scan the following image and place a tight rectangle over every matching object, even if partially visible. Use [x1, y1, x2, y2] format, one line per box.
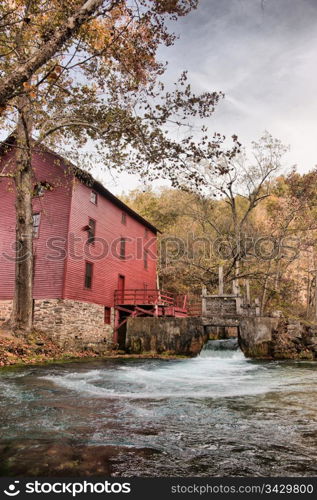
[0, 329, 97, 367]
[2, 316, 317, 368]
[0, 329, 186, 368]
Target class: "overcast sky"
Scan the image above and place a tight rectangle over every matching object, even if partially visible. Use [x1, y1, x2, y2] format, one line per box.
[104, 0, 317, 194]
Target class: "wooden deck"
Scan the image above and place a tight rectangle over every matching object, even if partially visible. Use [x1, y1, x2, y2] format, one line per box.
[113, 289, 189, 347]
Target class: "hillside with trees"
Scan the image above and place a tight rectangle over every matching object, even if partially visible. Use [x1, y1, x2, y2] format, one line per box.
[123, 142, 317, 321]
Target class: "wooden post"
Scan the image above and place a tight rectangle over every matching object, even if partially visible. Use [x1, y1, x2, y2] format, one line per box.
[255, 298, 260, 316]
[219, 266, 224, 295]
[232, 280, 239, 296]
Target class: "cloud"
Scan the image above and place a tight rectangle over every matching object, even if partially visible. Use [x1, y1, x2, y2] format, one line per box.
[103, 0, 317, 194]
[155, 0, 317, 174]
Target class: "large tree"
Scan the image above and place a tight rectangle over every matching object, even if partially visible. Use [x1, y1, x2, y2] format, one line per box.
[170, 132, 288, 295]
[0, 0, 239, 331]
[124, 133, 292, 310]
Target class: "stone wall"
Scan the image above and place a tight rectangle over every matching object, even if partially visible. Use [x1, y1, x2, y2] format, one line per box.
[0, 299, 114, 353]
[0, 300, 12, 324]
[204, 296, 237, 316]
[204, 325, 238, 340]
[239, 317, 279, 358]
[126, 316, 207, 356]
[271, 320, 317, 360]
[239, 317, 317, 360]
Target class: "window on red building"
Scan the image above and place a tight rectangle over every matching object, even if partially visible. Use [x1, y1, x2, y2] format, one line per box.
[104, 307, 111, 324]
[33, 182, 52, 197]
[120, 237, 126, 259]
[90, 191, 97, 204]
[84, 262, 93, 289]
[87, 218, 96, 244]
[121, 212, 126, 225]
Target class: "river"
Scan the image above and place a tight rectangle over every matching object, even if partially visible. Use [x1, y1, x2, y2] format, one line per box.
[0, 342, 316, 477]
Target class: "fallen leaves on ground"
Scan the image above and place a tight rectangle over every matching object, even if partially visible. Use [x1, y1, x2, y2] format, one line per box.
[0, 330, 100, 367]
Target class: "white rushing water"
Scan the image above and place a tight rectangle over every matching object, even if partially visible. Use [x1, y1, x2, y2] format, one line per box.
[40, 341, 309, 400]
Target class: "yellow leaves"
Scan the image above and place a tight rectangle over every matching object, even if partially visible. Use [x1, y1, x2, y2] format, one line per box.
[23, 81, 37, 98]
[81, 17, 114, 52]
[47, 72, 58, 82]
[23, 81, 32, 90]
[45, 65, 63, 84]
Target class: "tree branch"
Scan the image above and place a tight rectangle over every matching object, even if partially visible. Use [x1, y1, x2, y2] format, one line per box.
[0, 0, 121, 111]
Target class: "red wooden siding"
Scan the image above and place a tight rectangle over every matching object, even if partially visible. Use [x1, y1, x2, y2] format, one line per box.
[0, 150, 16, 299]
[63, 179, 157, 307]
[0, 148, 72, 300]
[0, 145, 157, 306]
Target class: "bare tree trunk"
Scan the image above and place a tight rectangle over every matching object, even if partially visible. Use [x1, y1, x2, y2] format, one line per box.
[306, 250, 312, 319]
[218, 265, 224, 295]
[260, 261, 272, 315]
[274, 260, 280, 290]
[232, 260, 240, 295]
[11, 95, 34, 332]
[306, 269, 311, 319]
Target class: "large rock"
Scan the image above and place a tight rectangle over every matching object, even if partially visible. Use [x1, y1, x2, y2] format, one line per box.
[271, 321, 316, 360]
[239, 317, 279, 358]
[239, 317, 317, 360]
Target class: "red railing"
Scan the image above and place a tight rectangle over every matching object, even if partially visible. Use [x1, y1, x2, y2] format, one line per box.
[187, 296, 202, 316]
[114, 289, 187, 309]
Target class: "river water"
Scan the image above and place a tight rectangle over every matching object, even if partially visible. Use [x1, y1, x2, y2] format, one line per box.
[0, 342, 316, 477]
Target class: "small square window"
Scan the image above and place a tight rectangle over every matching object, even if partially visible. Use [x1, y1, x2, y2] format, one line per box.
[33, 183, 45, 197]
[121, 212, 126, 225]
[90, 191, 97, 204]
[104, 307, 111, 325]
[85, 262, 93, 289]
[87, 218, 96, 244]
[33, 182, 52, 197]
[32, 213, 41, 238]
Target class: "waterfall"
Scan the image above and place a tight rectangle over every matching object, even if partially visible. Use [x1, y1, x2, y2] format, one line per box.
[199, 338, 240, 358]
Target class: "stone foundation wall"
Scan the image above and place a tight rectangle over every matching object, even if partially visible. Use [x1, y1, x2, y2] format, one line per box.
[126, 316, 207, 356]
[204, 325, 238, 340]
[0, 299, 114, 353]
[239, 317, 279, 358]
[0, 300, 12, 324]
